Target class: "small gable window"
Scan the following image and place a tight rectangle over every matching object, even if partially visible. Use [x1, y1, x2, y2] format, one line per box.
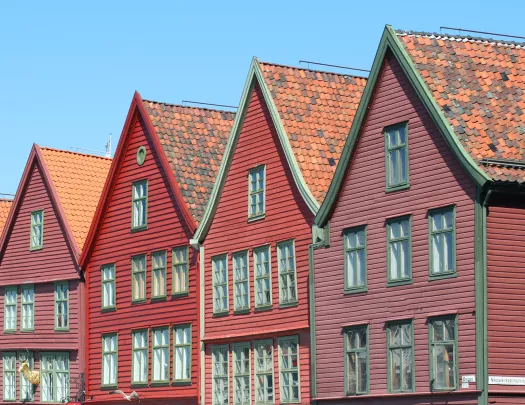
[385, 123, 409, 191]
[132, 180, 148, 230]
[30, 210, 44, 250]
[248, 165, 266, 219]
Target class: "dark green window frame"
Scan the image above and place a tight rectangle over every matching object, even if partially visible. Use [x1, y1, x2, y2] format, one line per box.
[151, 251, 167, 299]
[344, 325, 369, 396]
[386, 320, 414, 393]
[21, 284, 35, 332]
[173, 324, 192, 383]
[131, 180, 148, 230]
[3, 352, 16, 401]
[385, 122, 409, 192]
[101, 263, 116, 311]
[172, 246, 189, 296]
[4, 286, 17, 332]
[131, 329, 148, 385]
[19, 351, 34, 401]
[386, 216, 412, 286]
[30, 210, 44, 250]
[151, 327, 170, 383]
[429, 206, 457, 280]
[101, 333, 118, 388]
[429, 315, 458, 391]
[344, 226, 367, 294]
[54, 282, 69, 331]
[248, 165, 266, 220]
[131, 254, 147, 303]
[40, 352, 69, 403]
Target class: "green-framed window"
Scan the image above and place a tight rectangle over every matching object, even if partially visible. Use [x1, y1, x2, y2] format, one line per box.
[248, 165, 266, 218]
[152, 251, 167, 299]
[212, 255, 228, 314]
[232, 343, 250, 405]
[277, 241, 297, 305]
[254, 246, 271, 308]
[54, 282, 69, 331]
[30, 210, 44, 250]
[132, 330, 148, 384]
[278, 336, 300, 403]
[152, 327, 169, 383]
[212, 345, 229, 405]
[429, 207, 456, 278]
[387, 216, 412, 284]
[21, 285, 34, 331]
[131, 180, 148, 230]
[173, 324, 191, 382]
[385, 122, 409, 191]
[131, 255, 146, 302]
[3, 352, 16, 401]
[254, 340, 274, 404]
[387, 321, 414, 392]
[40, 352, 69, 403]
[4, 286, 17, 332]
[19, 351, 34, 401]
[344, 226, 367, 292]
[233, 251, 249, 311]
[344, 325, 368, 395]
[429, 316, 458, 391]
[172, 247, 189, 295]
[102, 334, 118, 387]
[101, 264, 116, 310]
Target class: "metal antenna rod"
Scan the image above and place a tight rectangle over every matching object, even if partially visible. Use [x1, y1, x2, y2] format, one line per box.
[440, 26, 525, 40]
[181, 100, 237, 109]
[299, 60, 370, 73]
[0, 193, 15, 197]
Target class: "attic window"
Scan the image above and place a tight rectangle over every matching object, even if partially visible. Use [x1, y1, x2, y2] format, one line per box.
[30, 210, 44, 250]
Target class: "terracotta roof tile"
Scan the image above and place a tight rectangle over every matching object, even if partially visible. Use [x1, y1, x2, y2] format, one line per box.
[39, 148, 111, 249]
[259, 62, 367, 202]
[142, 101, 235, 224]
[396, 31, 525, 182]
[0, 199, 13, 235]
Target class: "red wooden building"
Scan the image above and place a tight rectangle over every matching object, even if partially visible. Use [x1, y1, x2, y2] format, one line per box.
[79, 92, 234, 405]
[191, 58, 366, 405]
[312, 26, 525, 405]
[0, 145, 110, 403]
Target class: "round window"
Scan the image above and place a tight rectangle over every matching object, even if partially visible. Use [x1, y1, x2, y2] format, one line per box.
[136, 146, 147, 166]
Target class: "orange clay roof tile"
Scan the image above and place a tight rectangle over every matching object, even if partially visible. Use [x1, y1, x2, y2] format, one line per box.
[0, 199, 13, 235]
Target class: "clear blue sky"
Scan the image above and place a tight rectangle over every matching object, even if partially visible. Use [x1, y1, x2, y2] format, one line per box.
[1, 0, 524, 195]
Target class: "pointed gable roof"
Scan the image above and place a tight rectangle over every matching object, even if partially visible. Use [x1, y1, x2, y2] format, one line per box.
[0, 200, 13, 235]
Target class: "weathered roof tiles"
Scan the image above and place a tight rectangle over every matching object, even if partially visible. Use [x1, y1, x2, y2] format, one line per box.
[0, 199, 13, 235]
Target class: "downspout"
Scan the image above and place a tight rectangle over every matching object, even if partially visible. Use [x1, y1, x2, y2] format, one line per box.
[191, 240, 206, 405]
[308, 244, 317, 403]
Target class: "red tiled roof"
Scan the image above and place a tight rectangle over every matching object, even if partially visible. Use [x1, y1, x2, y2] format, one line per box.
[142, 101, 235, 224]
[259, 62, 367, 202]
[397, 31, 525, 183]
[0, 199, 13, 235]
[39, 148, 112, 249]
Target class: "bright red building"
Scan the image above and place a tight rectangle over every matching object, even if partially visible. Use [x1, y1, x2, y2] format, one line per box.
[191, 58, 366, 405]
[79, 92, 234, 405]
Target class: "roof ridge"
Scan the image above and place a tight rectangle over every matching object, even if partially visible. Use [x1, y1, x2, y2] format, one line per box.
[258, 60, 369, 80]
[39, 146, 112, 161]
[0, 199, 13, 202]
[395, 29, 525, 48]
[142, 99, 237, 115]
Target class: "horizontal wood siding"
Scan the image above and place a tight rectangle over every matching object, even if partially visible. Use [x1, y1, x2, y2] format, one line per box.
[314, 54, 477, 403]
[86, 115, 198, 403]
[487, 194, 525, 394]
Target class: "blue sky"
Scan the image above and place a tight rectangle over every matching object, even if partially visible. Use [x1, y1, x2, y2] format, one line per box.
[1, 0, 524, 195]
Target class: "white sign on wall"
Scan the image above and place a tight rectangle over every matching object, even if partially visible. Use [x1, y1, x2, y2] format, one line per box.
[489, 376, 525, 386]
[462, 375, 476, 383]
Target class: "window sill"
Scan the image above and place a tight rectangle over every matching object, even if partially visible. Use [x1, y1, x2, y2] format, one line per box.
[172, 380, 192, 386]
[130, 382, 148, 388]
[172, 291, 190, 298]
[131, 299, 147, 305]
[3, 330, 16, 334]
[344, 287, 368, 295]
[233, 308, 251, 315]
[151, 296, 167, 302]
[131, 225, 148, 233]
[150, 381, 170, 387]
[385, 183, 410, 193]
[100, 384, 118, 390]
[54, 328, 70, 332]
[213, 311, 229, 318]
[429, 272, 457, 281]
[102, 307, 116, 313]
[29, 246, 43, 252]
[20, 329, 35, 333]
[255, 305, 273, 312]
[248, 214, 265, 223]
[386, 279, 413, 287]
[279, 301, 298, 309]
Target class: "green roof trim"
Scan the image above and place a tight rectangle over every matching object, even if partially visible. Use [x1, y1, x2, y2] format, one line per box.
[315, 25, 490, 227]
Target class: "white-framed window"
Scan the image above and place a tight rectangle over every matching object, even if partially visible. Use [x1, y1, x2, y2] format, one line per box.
[152, 251, 167, 298]
[254, 246, 271, 308]
[172, 247, 189, 294]
[132, 180, 148, 229]
[30, 210, 44, 250]
[101, 264, 116, 309]
[21, 285, 35, 331]
[152, 328, 169, 382]
[233, 343, 250, 405]
[279, 336, 300, 403]
[132, 330, 148, 384]
[173, 324, 191, 382]
[254, 340, 274, 404]
[132, 255, 146, 302]
[4, 286, 17, 331]
[3, 352, 16, 401]
[248, 166, 266, 218]
[212, 345, 229, 405]
[19, 351, 34, 401]
[277, 241, 297, 305]
[233, 251, 249, 311]
[54, 282, 69, 331]
[41, 352, 69, 402]
[102, 334, 118, 386]
[212, 255, 228, 313]
[344, 226, 367, 291]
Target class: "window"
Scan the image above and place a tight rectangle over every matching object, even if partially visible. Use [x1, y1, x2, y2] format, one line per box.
[254, 340, 274, 404]
[132, 330, 148, 384]
[344, 326, 368, 395]
[54, 282, 69, 331]
[212, 345, 229, 405]
[152, 328, 169, 382]
[387, 321, 414, 392]
[4, 286, 17, 332]
[279, 337, 300, 403]
[19, 351, 34, 401]
[30, 210, 44, 250]
[233, 343, 250, 405]
[248, 166, 266, 218]
[131, 255, 146, 302]
[385, 122, 409, 190]
[21, 285, 35, 331]
[233, 252, 249, 311]
[429, 316, 457, 390]
[429, 207, 456, 278]
[173, 324, 191, 382]
[3, 352, 16, 401]
[387, 216, 412, 284]
[41, 352, 69, 402]
[254, 246, 271, 308]
[344, 227, 367, 292]
[152, 251, 167, 298]
[132, 180, 148, 229]
[102, 334, 118, 386]
[172, 247, 189, 294]
[277, 241, 297, 305]
[212, 255, 228, 314]
[101, 264, 116, 310]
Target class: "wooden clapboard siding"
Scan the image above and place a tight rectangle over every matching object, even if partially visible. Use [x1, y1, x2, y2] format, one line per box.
[313, 53, 477, 403]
